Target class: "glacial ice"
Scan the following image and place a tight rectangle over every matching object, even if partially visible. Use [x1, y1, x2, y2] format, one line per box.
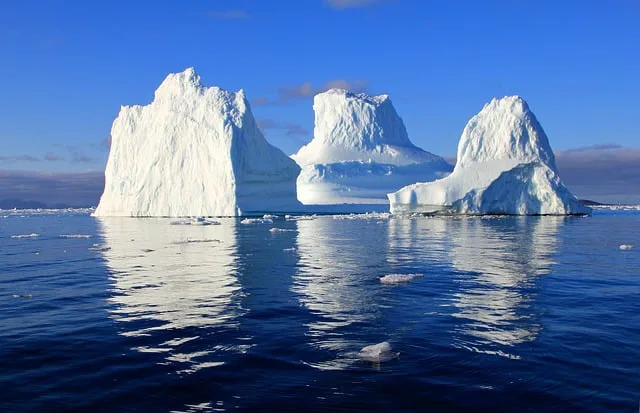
[379, 273, 423, 284]
[94, 68, 301, 217]
[388, 96, 590, 215]
[619, 244, 634, 250]
[357, 341, 399, 362]
[292, 89, 452, 205]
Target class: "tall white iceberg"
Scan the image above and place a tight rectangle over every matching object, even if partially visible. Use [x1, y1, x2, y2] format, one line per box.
[94, 68, 301, 217]
[291, 89, 452, 205]
[388, 96, 590, 215]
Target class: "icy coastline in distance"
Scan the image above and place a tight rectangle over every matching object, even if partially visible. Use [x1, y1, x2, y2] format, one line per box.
[388, 96, 591, 216]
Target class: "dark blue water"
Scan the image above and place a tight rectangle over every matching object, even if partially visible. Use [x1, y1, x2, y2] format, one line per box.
[1, 209, 638, 412]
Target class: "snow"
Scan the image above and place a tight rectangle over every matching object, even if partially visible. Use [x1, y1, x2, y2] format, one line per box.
[379, 273, 423, 284]
[389, 96, 590, 215]
[94, 68, 301, 217]
[357, 342, 398, 362]
[269, 227, 295, 233]
[292, 89, 452, 204]
[11, 233, 39, 239]
[240, 218, 273, 225]
[619, 244, 634, 250]
[170, 218, 221, 226]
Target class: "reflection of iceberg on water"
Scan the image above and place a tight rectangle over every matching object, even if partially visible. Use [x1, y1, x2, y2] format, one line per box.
[97, 217, 247, 373]
[448, 217, 562, 358]
[292, 217, 388, 369]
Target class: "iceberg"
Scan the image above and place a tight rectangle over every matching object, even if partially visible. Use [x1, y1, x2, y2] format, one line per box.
[388, 96, 590, 215]
[94, 68, 301, 217]
[291, 89, 452, 205]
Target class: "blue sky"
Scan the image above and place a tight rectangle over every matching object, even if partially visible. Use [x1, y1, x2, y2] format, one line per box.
[0, 0, 639, 203]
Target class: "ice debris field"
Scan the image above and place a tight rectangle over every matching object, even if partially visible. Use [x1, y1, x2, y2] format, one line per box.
[92, 67, 592, 218]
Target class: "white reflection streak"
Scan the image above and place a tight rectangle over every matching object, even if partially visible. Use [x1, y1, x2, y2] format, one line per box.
[97, 217, 244, 373]
[292, 218, 382, 369]
[449, 217, 562, 355]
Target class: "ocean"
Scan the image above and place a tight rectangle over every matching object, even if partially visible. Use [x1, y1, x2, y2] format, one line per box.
[1, 208, 638, 412]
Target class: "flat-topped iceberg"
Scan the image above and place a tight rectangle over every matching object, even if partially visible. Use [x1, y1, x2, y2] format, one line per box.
[388, 96, 590, 215]
[291, 89, 452, 205]
[94, 68, 301, 217]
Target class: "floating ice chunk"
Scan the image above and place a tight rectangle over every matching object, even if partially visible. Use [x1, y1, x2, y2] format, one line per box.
[170, 218, 221, 226]
[283, 247, 297, 252]
[379, 273, 423, 284]
[619, 244, 634, 250]
[60, 234, 92, 239]
[357, 341, 399, 363]
[263, 214, 278, 220]
[269, 228, 295, 233]
[11, 233, 40, 239]
[12, 294, 32, 299]
[240, 218, 273, 225]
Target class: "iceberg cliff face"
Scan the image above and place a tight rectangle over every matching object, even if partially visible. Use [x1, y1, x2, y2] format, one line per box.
[388, 96, 589, 215]
[94, 68, 300, 217]
[292, 89, 452, 204]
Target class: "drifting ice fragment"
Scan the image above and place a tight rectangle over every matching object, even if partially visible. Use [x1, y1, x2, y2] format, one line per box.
[619, 244, 634, 250]
[379, 273, 423, 284]
[11, 233, 39, 239]
[357, 341, 399, 362]
[240, 218, 273, 225]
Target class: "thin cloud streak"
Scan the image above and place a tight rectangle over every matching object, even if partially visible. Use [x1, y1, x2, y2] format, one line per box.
[252, 79, 368, 106]
[0, 170, 104, 207]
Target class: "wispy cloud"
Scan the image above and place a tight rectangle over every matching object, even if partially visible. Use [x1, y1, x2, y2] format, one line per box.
[252, 79, 368, 106]
[0, 155, 40, 163]
[0, 170, 104, 207]
[206, 10, 251, 20]
[325, 0, 382, 9]
[257, 118, 310, 141]
[44, 152, 64, 161]
[71, 153, 94, 163]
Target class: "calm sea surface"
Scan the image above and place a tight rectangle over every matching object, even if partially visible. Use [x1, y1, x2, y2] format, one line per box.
[1, 209, 638, 412]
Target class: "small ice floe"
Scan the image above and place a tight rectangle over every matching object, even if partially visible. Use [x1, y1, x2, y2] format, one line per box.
[619, 244, 634, 250]
[379, 273, 423, 285]
[170, 217, 221, 226]
[263, 214, 278, 220]
[12, 294, 32, 299]
[285, 214, 316, 221]
[357, 341, 399, 363]
[60, 234, 92, 239]
[269, 228, 295, 233]
[283, 247, 296, 252]
[11, 233, 39, 239]
[240, 218, 273, 225]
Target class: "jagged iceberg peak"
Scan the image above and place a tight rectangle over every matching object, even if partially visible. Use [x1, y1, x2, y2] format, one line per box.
[292, 88, 442, 166]
[388, 96, 589, 215]
[151, 67, 248, 123]
[456, 95, 557, 171]
[94, 68, 300, 217]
